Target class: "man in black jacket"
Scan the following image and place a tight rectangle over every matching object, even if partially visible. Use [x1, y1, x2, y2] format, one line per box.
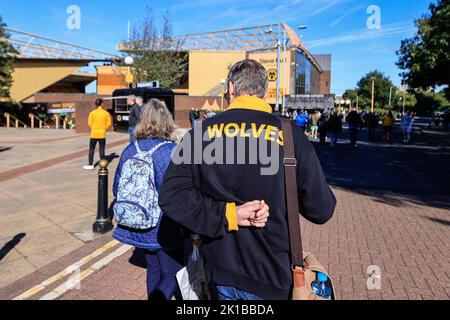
[159, 59, 336, 300]
[346, 108, 363, 147]
[128, 96, 143, 143]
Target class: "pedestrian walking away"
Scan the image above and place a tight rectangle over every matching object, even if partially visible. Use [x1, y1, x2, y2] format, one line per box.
[310, 111, 319, 139]
[159, 59, 336, 301]
[318, 112, 330, 144]
[129, 96, 144, 143]
[83, 98, 112, 170]
[346, 108, 363, 147]
[295, 111, 309, 132]
[189, 108, 200, 128]
[112, 99, 186, 300]
[382, 111, 395, 142]
[401, 111, 414, 143]
[328, 111, 343, 146]
[366, 112, 379, 141]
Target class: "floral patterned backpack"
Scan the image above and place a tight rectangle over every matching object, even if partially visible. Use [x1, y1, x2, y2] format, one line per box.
[113, 141, 170, 229]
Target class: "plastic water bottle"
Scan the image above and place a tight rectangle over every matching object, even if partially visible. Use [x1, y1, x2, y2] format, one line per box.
[312, 272, 332, 300]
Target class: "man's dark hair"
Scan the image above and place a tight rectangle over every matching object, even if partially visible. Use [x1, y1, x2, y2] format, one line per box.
[226, 59, 268, 100]
[95, 99, 103, 107]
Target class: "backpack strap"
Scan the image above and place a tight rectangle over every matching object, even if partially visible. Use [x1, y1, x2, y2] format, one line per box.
[143, 141, 171, 159]
[134, 140, 143, 156]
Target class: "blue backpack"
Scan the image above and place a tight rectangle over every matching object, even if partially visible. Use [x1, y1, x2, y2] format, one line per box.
[113, 141, 170, 229]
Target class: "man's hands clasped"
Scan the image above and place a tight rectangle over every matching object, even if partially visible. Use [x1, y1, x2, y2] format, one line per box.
[236, 200, 270, 228]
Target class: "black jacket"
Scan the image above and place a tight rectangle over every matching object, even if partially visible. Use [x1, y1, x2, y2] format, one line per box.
[159, 96, 336, 300]
[329, 114, 343, 132]
[346, 111, 362, 127]
[129, 103, 142, 127]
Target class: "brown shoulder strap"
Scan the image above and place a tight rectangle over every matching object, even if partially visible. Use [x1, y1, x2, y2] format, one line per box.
[280, 118, 304, 268]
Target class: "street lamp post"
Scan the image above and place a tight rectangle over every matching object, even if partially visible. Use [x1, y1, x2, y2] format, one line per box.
[403, 91, 406, 114]
[220, 79, 226, 111]
[281, 29, 287, 116]
[388, 86, 393, 109]
[370, 77, 376, 113]
[275, 38, 281, 113]
[270, 24, 306, 114]
[124, 56, 134, 86]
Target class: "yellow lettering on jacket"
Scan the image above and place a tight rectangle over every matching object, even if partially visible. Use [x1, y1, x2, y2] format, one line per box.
[276, 130, 284, 146]
[206, 123, 284, 146]
[251, 123, 266, 138]
[265, 125, 278, 142]
[224, 123, 240, 137]
[240, 123, 251, 138]
[207, 124, 225, 139]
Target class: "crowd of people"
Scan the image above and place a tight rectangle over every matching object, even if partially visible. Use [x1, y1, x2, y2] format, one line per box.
[189, 108, 217, 128]
[285, 108, 416, 147]
[83, 59, 336, 301]
[81, 58, 422, 301]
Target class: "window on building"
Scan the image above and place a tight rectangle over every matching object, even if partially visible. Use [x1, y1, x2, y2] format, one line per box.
[294, 51, 312, 95]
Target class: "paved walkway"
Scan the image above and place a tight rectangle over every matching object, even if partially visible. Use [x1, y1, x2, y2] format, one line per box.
[0, 126, 449, 300]
[0, 128, 128, 288]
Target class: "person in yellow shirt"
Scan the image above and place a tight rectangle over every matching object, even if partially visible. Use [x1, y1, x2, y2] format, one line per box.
[382, 111, 395, 143]
[83, 99, 112, 170]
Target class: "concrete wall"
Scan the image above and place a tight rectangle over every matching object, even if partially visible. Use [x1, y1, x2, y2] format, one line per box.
[313, 55, 332, 95]
[96, 66, 129, 96]
[319, 71, 331, 95]
[248, 49, 294, 104]
[11, 60, 88, 103]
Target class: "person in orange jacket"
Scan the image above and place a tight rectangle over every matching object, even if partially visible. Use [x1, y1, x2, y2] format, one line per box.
[83, 99, 112, 170]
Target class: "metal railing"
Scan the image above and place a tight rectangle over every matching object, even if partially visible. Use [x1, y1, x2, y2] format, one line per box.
[6, 27, 120, 61]
[29, 113, 51, 129]
[3, 113, 28, 128]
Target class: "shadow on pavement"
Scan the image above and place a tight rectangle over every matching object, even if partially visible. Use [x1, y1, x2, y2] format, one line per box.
[104, 152, 120, 164]
[128, 248, 147, 269]
[94, 153, 120, 168]
[313, 127, 450, 210]
[0, 233, 26, 262]
[425, 217, 450, 227]
[0, 147, 12, 153]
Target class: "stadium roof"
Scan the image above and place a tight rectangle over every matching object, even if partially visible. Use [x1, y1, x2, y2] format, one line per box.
[117, 23, 322, 72]
[6, 27, 120, 61]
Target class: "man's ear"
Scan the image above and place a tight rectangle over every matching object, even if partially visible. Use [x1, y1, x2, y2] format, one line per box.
[263, 90, 269, 101]
[228, 81, 235, 101]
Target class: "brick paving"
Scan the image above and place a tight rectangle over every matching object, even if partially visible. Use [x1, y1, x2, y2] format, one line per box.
[52, 187, 450, 301]
[1, 126, 449, 300]
[0, 138, 129, 183]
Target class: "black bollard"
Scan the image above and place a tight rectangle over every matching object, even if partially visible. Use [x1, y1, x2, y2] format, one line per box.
[93, 159, 113, 234]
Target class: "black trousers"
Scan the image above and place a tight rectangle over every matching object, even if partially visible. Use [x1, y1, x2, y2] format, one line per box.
[368, 127, 376, 140]
[88, 138, 106, 165]
[349, 128, 359, 146]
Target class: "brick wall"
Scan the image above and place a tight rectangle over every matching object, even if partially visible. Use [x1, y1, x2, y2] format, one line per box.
[174, 96, 227, 128]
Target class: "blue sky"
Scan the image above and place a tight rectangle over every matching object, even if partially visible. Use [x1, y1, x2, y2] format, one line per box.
[0, 0, 432, 94]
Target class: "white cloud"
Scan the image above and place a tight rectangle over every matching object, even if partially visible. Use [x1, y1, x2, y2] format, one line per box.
[305, 21, 416, 49]
[305, 0, 348, 17]
[329, 4, 365, 27]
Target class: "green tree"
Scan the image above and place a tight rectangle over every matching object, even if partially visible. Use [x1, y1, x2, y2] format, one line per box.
[0, 16, 18, 100]
[356, 71, 396, 110]
[397, 0, 450, 99]
[342, 89, 358, 102]
[393, 91, 417, 113]
[124, 8, 187, 88]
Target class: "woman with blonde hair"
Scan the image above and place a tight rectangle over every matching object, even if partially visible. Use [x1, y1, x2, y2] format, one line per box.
[112, 99, 185, 300]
